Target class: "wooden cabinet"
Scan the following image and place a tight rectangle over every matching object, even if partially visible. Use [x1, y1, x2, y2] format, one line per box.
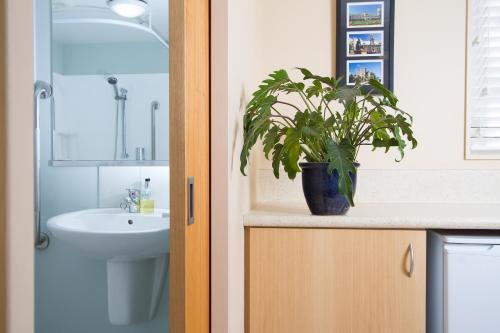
[245, 228, 426, 333]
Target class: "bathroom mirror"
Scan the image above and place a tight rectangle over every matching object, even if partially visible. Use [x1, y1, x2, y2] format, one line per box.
[50, 0, 169, 165]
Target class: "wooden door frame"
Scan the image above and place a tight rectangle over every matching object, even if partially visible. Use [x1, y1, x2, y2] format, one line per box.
[0, 0, 211, 332]
[170, 0, 211, 332]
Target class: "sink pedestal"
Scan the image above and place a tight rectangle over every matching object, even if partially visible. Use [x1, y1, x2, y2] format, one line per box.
[107, 255, 168, 325]
[47, 208, 170, 326]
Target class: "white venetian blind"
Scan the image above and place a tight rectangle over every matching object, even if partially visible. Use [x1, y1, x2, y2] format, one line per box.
[468, 0, 500, 156]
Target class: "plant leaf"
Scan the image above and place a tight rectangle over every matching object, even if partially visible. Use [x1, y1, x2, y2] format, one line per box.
[297, 67, 338, 88]
[372, 138, 399, 152]
[305, 79, 324, 98]
[271, 143, 284, 178]
[262, 126, 282, 159]
[240, 96, 275, 175]
[247, 70, 290, 110]
[336, 86, 360, 104]
[394, 114, 418, 149]
[282, 128, 302, 179]
[326, 139, 356, 206]
[391, 125, 406, 161]
[368, 78, 398, 105]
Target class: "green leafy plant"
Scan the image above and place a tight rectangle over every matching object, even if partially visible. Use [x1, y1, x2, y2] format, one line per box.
[240, 68, 417, 205]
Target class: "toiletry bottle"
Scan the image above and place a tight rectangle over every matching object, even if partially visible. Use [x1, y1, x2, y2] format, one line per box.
[140, 178, 155, 213]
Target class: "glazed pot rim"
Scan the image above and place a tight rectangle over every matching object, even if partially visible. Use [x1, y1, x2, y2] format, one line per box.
[299, 161, 360, 168]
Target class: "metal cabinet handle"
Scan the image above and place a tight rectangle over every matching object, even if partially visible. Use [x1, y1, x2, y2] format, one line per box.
[407, 243, 415, 277]
[188, 177, 194, 225]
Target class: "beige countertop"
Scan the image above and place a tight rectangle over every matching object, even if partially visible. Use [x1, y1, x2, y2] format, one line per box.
[244, 203, 500, 229]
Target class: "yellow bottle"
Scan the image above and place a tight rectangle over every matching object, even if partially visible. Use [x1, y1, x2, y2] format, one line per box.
[140, 178, 155, 213]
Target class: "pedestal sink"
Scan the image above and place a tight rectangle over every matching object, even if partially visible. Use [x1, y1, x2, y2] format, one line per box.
[47, 208, 169, 325]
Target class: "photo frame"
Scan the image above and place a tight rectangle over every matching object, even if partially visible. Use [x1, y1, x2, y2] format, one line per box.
[336, 0, 394, 91]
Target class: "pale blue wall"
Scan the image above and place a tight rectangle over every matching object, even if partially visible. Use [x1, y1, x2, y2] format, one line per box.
[54, 42, 168, 75]
[52, 42, 64, 73]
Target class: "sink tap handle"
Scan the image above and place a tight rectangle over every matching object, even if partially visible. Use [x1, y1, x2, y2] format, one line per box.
[126, 188, 141, 203]
[120, 197, 131, 211]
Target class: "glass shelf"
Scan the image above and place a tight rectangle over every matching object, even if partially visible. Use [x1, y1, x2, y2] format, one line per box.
[49, 160, 169, 167]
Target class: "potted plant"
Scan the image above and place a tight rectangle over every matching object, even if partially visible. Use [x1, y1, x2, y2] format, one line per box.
[240, 68, 417, 215]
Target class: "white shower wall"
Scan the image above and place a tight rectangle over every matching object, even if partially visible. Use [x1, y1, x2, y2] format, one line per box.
[52, 73, 169, 161]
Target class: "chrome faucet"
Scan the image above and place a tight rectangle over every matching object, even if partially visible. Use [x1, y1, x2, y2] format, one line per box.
[121, 188, 141, 213]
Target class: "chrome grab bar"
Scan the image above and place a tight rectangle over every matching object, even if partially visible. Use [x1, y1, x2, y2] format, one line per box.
[120, 88, 129, 159]
[34, 80, 52, 250]
[151, 101, 159, 160]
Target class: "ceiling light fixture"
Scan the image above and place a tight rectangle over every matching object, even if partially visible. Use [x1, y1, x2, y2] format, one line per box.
[107, 0, 149, 18]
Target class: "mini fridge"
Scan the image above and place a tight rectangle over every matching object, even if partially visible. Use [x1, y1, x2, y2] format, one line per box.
[428, 231, 500, 333]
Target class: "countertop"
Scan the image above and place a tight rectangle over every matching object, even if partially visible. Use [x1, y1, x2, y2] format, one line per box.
[244, 203, 500, 229]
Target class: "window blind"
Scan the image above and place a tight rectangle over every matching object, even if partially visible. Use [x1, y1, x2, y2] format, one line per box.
[468, 0, 500, 154]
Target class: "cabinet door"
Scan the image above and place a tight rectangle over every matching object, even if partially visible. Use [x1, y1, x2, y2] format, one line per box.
[245, 228, 426, 333]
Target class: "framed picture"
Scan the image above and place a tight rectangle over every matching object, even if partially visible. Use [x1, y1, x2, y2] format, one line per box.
[347, 31, 384, 57]
[347, 1, 384, 28]
[336, 0, 394, 91]
[346, 59, 384, 85]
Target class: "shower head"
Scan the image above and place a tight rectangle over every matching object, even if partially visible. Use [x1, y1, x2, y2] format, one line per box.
[107, 76, 118, 85]
[107, 76, 120, 99]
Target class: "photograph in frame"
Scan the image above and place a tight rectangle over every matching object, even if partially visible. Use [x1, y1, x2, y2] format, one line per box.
[346, 59, 384, 85]
[347, 1, 384, 28]
[347, 30, 384, 57]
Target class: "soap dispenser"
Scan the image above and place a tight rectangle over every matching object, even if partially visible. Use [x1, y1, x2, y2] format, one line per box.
[140, 178, 155, 213]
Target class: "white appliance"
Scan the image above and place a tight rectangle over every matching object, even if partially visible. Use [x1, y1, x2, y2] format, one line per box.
[428, 231, 500, 333]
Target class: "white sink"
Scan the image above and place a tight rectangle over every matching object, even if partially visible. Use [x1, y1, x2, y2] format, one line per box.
[47, 208, 170, 326]
[47, 208, 169, 260]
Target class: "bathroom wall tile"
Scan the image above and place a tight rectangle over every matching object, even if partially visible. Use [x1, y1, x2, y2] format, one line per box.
[99, 167, 142, 208]
[140, 166, 169, 209]
[98, 166, 169, 209]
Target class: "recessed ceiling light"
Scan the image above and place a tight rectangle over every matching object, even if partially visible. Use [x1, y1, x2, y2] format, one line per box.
[107, 0, 148, 18]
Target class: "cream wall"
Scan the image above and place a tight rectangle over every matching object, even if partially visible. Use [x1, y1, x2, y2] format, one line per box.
[212, 0, 335, 331]
[210, 1, 230, 332]
[252, 0, 500, 171]
[212, 0, 499, 332]
[5, 0, 35, 332]
[211, 0, 257, 331]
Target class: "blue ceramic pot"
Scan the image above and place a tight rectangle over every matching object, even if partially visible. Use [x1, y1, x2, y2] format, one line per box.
[299, 162, 358, 215]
